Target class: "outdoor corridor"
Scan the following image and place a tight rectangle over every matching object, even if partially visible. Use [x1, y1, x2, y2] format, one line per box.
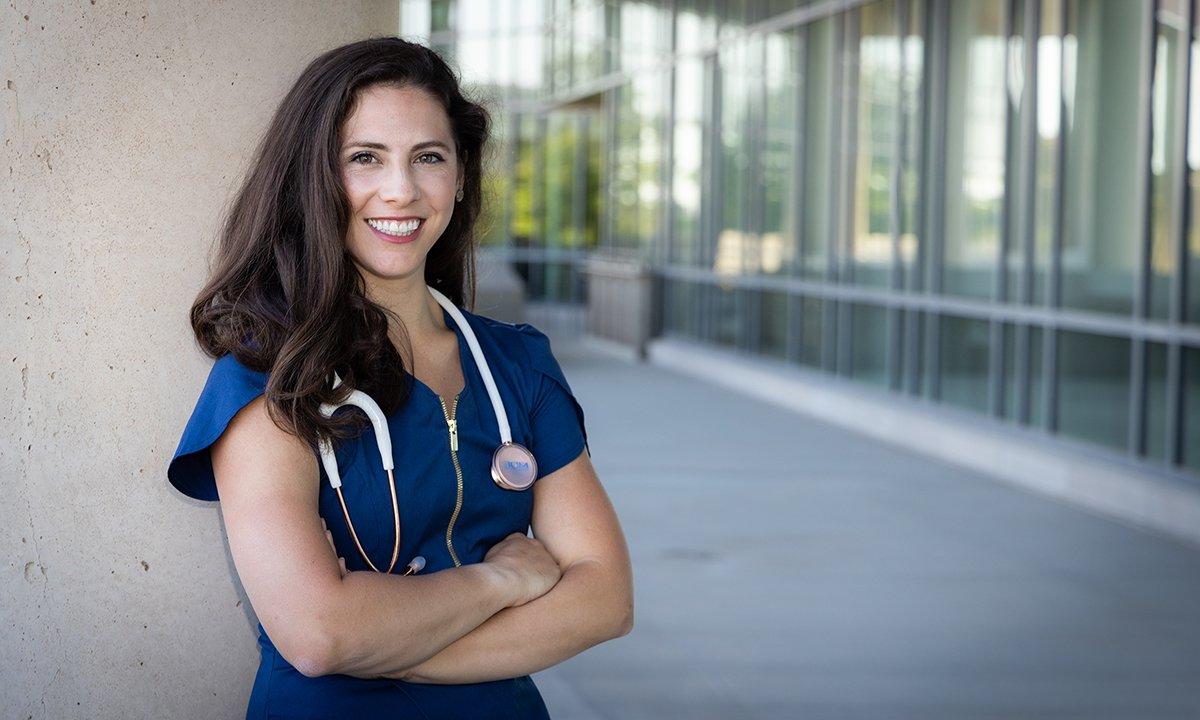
[532, 342, 1200, 720]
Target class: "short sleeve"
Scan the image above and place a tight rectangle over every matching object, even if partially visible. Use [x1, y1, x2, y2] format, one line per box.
[515, 324, 589, 479]
[167, 354, 269, 501]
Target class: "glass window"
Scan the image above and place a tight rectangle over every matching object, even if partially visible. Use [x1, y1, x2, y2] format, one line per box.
[400, 0, 432, 42]
[1188, 2, 1200, 325]
[800, 297, 824, 368]
[611, 71, 667, 256]
[849, 0, 901, 288]
[1003, 0, 1062, 305]
[715, 39, 753, 277]
[1061, 0, 1150, 315]
[851, 303, 889, 386]
[801, 17, 836, 279]
[543, 112, 577, 251]
[676, 0, 718, 55]
[943, 0, 1006, 299]
[940, 315, 991, 413]
[1149, 0, 1189, 320]
[672, 57, 707, 266]
[619, 1, 671, 73]
[510, 114, 542, 249]
[1184, 347, 1200, 474]
[762, 28, 801, 276]
[1144, 342, 1168, 462]
[760, 290, 789, 360]
[1057, 330, 1130, 451]
[900, 0, 926, 290]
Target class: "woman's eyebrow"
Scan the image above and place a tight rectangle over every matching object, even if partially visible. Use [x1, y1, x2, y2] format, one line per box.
[343, 140, 451, 152]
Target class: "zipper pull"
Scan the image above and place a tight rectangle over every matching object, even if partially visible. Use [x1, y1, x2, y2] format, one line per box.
[447, 417, 458, 452]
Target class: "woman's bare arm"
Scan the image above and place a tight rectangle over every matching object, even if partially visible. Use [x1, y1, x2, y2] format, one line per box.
[211, 395, 519, 678]
[383, 450, 634, 683]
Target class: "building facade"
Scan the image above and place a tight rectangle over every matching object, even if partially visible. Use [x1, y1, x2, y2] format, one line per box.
[401, 0, 1200, 484]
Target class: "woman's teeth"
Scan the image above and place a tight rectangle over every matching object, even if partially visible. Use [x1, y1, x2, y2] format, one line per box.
[368, 218, 421, 237]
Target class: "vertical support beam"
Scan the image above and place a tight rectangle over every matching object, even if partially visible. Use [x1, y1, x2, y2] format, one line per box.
[925, 0, 950, 401]
[888, 0, 909, 391]
[836, 10, 856, 375]
[906, 0, 932, 395]
[1042, 0, 1069, 432]
[823, 12, 844, 373]
[1129, 0, 1156, 456]
[1166, 0, 1195, 464]
[990, 0, 1018, 419]
[788, 24, 809, 364]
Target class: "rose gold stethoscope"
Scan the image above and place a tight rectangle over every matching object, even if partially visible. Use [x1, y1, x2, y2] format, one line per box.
[315, 285, 538, 575]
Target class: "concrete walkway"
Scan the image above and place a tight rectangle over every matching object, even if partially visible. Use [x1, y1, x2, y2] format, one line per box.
[532, 343, 1200, 720]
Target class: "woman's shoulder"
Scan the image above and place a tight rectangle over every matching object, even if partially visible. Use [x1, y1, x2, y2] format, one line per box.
[460, 308, 557, 367]
[167, 352, 271, 501]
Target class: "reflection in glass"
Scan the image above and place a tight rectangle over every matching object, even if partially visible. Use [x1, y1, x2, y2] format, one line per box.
[940, 315, 990, 412]
[800, 297, 824, 368]
[850, 0, 900, 288]
[676, 0, 718, 55]
[802, 17, 836, 279]
[899, 0, 925, 290]
[1145, 342, 1168, 462]
[761, 290, 788, 359]
[510, 114, 541, 249]
[619, 1, 671, 74]
[1061, 0, 1149, 315]
[612, 71, 667, 255]
[543, 112, 577, 251]
[1189, 5, 1200, 324]
[1057, 330, 1130, 451]
[1032, 0, 1063, 305]
[1185, 348, 1200, 473]
[716, 39, 753, 277]
[672, 57, 707, 266]
[1149, 0, 1188, 320]
[1005, 0, 1062, 305]
[762, 28, 801, 276]
[851, 303, 888, 386]
[943, 0, 1006, 299]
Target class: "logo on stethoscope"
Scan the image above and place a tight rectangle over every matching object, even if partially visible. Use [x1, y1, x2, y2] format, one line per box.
[503, 460, 531, 473]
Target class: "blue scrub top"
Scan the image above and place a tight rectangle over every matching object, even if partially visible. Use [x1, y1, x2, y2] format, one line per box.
[167, 308, 589, 720]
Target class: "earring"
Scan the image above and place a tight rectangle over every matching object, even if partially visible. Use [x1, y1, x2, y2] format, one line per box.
[455, 188, 464, 202]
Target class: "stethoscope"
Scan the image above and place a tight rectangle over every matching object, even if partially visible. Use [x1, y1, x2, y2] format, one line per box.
[315, 285, 539, 575]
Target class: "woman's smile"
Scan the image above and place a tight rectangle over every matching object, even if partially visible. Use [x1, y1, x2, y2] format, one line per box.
[366, 217, 425, 244]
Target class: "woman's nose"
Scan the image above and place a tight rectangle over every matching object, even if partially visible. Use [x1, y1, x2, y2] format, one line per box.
[378, 163, 420, 204]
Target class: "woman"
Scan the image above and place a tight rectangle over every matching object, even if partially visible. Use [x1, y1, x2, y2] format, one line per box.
[167, 37, 633, 719]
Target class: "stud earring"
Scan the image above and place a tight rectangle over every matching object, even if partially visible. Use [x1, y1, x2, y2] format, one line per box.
[455, 188, 464, 202]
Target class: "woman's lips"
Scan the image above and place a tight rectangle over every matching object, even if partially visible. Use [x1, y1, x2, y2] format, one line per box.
[367, 219, 423, 244]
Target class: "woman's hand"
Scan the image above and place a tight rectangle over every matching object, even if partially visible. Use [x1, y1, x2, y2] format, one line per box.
[482, 532, 562, 608]
[322, 518, 350, 579]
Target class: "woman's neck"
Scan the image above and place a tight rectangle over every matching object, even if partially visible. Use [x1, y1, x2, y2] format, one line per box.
[362, 270, 447, 349]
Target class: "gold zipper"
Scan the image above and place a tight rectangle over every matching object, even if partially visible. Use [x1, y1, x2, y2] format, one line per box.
[438, 393, 464, 568]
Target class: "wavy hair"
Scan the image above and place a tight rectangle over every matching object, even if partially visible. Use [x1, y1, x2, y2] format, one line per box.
[189, 37, 492, 448]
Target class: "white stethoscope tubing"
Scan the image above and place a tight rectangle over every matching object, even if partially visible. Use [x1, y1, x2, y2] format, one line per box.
[427, 286, 513, 444]
[316, 285, 535, 576]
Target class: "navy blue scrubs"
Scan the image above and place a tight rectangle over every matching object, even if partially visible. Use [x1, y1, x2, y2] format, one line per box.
[167, 308, 589, 719]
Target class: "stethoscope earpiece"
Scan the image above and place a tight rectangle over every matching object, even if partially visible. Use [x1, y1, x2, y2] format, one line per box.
[316, 285, 538, 575]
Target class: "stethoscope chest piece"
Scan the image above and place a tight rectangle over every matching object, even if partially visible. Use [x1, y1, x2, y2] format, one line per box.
[491, 442, 538, 491]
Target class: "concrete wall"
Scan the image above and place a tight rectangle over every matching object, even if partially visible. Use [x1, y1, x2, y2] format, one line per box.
[1, 2, 397, 717]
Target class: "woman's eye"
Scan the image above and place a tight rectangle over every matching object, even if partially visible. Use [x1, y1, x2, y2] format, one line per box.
[349, 152, 377, 164]
[416, 153, 444, 164]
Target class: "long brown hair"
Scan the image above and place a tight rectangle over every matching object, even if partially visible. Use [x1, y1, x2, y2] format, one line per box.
[189, 37, 492, 447]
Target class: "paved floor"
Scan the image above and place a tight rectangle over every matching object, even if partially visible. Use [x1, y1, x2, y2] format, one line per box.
[532, 342, 1200, 720]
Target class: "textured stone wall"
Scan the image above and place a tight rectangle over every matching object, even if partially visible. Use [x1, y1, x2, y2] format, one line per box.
[1, 2, 397, 717]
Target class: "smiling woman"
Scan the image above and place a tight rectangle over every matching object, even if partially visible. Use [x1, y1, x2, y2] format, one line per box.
[168, 36, 633, 720]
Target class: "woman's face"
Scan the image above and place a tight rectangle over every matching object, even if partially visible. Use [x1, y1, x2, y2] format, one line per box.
[339, 83, 462, 285]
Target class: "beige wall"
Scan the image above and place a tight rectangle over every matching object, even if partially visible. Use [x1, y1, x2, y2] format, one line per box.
[1, 2, 398, 717]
